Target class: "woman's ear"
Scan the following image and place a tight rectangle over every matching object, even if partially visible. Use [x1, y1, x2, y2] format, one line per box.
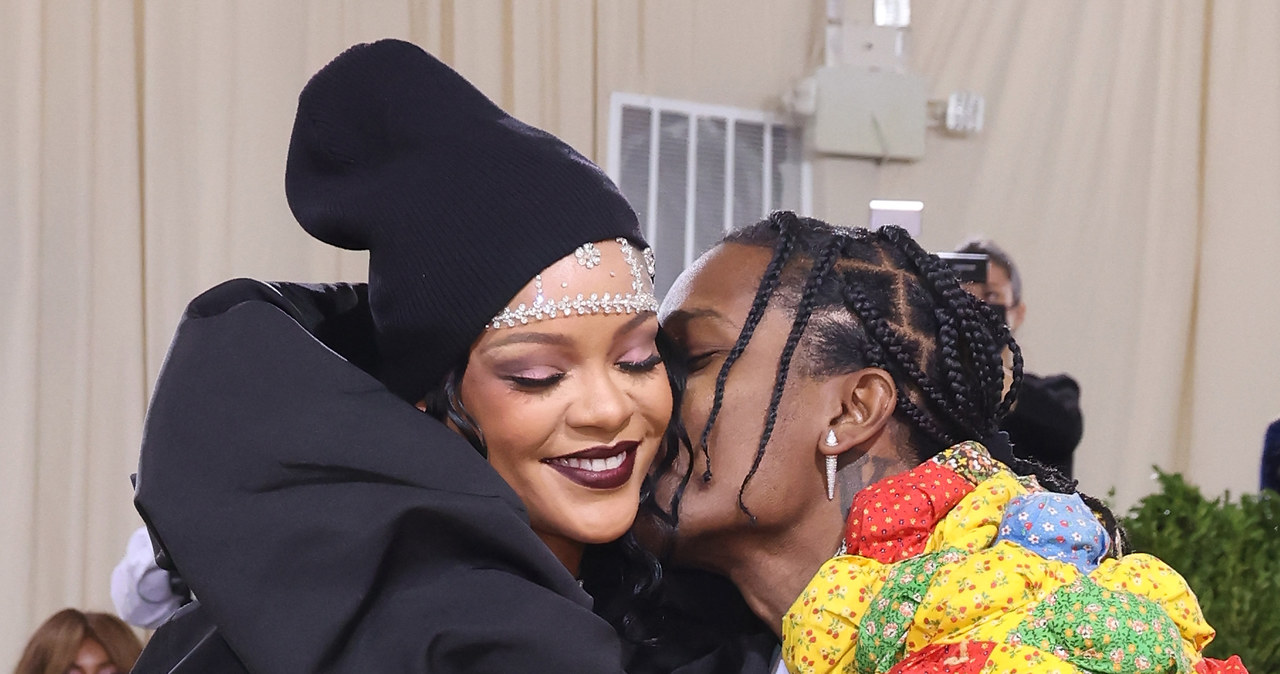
[414, 400, 428, 413]
[818, 367, 897, 457]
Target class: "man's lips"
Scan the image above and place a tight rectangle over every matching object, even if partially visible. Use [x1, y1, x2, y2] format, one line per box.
[544, 441, 640, 490]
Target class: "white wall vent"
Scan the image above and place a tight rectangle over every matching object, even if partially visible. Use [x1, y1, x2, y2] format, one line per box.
[607, 93, 811, 295]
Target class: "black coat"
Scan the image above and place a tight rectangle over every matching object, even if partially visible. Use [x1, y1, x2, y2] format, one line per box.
[132, 279, 774, 673]
[133, 279, 629, 672]
[1003, 372, 1084, 478]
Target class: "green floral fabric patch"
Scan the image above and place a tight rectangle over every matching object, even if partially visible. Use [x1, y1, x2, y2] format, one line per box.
[854, 549, 968, 673]
[1007, 576, 1191, 673]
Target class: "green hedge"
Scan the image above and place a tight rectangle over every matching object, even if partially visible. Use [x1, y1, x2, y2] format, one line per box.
[1120, 469, 1279, 671]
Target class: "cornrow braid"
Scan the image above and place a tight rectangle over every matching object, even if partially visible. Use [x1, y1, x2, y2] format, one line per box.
[826, 242, 969, 433]
[931, 307, 973, 420]
[736, 233, 844, 520]
[697, 212, 798, 482]
[842, 284, 955, 448]
[878, 228, 1106, 535]
[878, 225, 1007, 439]
[997, 325, 1024, 418]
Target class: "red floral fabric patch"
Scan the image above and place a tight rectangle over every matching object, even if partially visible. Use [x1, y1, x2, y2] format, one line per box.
[886, 641, 995, 673]
[844, 462, 974, 563]
[1195, 655, 1251, 673]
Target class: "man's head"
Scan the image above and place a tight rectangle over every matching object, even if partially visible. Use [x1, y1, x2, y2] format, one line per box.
[650, 213, 1022, 567]
[956, 239, 1026, 333]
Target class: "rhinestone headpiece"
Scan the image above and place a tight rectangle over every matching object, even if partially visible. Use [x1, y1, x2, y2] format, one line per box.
[489, 238, 658, 329]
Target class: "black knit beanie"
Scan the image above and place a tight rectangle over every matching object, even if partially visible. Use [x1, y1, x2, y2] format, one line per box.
[285, 39, 644, 403]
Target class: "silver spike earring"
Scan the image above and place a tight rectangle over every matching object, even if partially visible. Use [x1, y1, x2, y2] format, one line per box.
[824, 429, 839, 501]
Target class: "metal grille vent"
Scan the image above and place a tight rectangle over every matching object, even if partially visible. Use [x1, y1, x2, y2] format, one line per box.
[608, 94, 810, 295]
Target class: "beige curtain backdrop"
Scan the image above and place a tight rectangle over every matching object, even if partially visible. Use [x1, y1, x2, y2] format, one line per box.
[858, 0, 1278, 508]
[1190, 0, 1280, 500]
[862, 0, 1213, 510]
[4, 0, 1278, 662]
[3, 0, 149, 661]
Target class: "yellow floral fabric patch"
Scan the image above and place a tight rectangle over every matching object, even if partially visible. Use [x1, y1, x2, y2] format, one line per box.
[924, 471, 1027, 555]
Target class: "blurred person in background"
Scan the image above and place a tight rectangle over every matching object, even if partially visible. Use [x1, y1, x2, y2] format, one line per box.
[1263, 418, 1280, 492]
[13, 609, 142, 674]
[956, 238, 1083, 478]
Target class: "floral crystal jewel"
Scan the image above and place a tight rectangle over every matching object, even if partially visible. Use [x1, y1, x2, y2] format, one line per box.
[489, 238, 658, 329]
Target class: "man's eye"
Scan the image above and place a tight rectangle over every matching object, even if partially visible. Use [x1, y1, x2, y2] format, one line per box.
[686, 351, 720, 373]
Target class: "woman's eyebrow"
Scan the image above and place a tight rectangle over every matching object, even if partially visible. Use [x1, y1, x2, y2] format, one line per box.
[613, 311, 657, 338]
[483, 312, 655, 350]
[486, 331, 572, 349]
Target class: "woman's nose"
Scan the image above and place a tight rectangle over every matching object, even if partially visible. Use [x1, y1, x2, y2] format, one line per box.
[565, 369, 634, 434]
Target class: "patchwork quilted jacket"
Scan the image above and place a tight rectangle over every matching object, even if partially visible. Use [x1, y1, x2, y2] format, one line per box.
[781, 442, 1249, 674]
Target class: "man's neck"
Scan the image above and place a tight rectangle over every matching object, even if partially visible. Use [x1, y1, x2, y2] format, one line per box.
[690, 436, 920, 637]
[728, 445, 918, 635]
[727, 531, 843, 638]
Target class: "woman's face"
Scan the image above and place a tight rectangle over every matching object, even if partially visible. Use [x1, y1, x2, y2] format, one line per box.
[70, 638, 118, 674]
[461, 240, 671, 569]
[655, 243, 836, 562]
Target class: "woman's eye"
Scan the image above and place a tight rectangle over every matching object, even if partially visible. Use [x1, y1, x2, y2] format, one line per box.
[504, 368, 565, 389]
[618, 353, 663, 373]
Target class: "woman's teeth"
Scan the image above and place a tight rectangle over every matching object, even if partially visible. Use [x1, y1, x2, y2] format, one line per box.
[553, 452, 626, 472]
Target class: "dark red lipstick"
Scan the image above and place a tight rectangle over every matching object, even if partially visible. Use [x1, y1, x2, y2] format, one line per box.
[544, 441, 639, 490]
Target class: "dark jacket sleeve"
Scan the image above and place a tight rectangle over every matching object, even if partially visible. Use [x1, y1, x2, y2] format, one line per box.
[1002, 372, 1084, 476]
[131, 601, 248, 672]
[134, 282, 626, 673]
[618, 568, 778, 674]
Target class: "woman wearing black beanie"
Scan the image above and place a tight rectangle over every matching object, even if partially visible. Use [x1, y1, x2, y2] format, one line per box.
[130, 40, 723, 673]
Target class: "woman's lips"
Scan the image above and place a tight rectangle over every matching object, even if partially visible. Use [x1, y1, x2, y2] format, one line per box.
[545, 441, 639, 490]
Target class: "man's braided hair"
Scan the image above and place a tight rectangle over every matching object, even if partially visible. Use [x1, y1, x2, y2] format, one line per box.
[668, 211, 1123, 553]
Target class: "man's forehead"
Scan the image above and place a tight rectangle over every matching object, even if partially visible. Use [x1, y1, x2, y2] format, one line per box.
[661, 243, 772, 321]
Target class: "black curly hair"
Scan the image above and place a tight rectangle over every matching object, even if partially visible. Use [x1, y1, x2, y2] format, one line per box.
[664, 211, 1124, 553]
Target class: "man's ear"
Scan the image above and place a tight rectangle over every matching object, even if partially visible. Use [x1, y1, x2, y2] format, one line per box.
[818, 367, 897, 457]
